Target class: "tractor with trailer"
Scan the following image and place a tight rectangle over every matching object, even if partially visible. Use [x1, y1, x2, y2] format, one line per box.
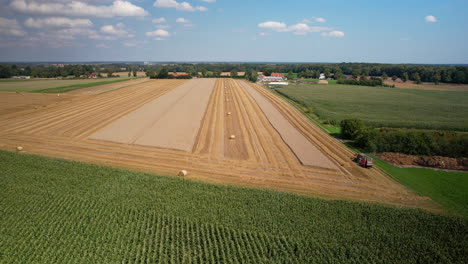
[354, 153, 373, 168]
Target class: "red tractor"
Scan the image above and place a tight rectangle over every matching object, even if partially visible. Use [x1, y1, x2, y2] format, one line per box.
[354, 153, 373, 168]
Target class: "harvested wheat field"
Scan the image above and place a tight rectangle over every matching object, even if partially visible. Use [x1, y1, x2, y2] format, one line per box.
[0, 78, 439, 212]
[0, 92, 81, 115]
[68, 78, 149, 95]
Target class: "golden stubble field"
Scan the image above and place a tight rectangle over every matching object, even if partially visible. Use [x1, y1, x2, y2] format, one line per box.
[0, 78, 440, 212]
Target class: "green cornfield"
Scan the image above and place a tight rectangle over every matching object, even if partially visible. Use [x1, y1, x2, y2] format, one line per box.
[276, 84, 468, 131]
[0, 150, 467, 263]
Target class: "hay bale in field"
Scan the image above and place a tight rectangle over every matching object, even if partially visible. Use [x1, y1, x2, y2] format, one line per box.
[178, 170, 188, 176]
[227, 112, 231, 115]
[230, 135, 236, 139]
[16, 146, 23, 151]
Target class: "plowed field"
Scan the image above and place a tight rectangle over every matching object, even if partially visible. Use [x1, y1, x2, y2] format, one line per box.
[0, 79, 439, 212]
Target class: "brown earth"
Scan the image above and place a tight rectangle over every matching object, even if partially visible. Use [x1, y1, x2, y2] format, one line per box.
[0, 92, 81, 115]
[384, 80, 468, 91]
[0, 79, 440, 213]
[91, 79, 216, 151]
[377, 152, 468, 171]
[68, 78, 149, 95]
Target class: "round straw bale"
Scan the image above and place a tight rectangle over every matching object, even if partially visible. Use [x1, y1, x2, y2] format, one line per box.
[16, 146, 23, 151]
[178, 170, 188, 176]
[229, 135, 236, 139]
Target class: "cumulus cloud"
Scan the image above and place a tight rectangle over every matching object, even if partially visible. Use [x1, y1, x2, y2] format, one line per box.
[146, 29, 170, 39]
[315, 17, 326, 23]
[320, 30, 345, 37]
[152, 17, 166, 23]
[258, 21, 333, 35]
[156, 24, 170, 29]
[425, 15, 437, 23]
[258, 21, 287, 32]
[0, 17, 27, 37]
[200, 0, 216, 2]
[10, 0, 148, 18]
[123, 40, 148, 47]
[176, 17, 189, 23]
[154, 0, 207, 12]
[96, 43, 109, 48]
[24, 17, 92, 29]
[100, 23, 134, 38]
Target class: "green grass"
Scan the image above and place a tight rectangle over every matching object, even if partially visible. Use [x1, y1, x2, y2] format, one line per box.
[277, 84, 468, 131]
[0, 78, 132, 93]
[0, 150, 466, 263]
[374, 158, 468, 218]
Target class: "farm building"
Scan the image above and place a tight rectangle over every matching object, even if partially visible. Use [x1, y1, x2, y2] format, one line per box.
[258, 72, 286, 82]
[171, 72, 189, 78]
[268, 82, 289, 85]
[87, 73, 97, 78]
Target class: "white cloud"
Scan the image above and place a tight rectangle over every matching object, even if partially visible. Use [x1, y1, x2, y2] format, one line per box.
[302, 17, 326, 23]
[123, 40, 148, 47]
[154, 0, 207, 12]
[258, 21, 332, 35]
[200, 0, 216, 2]
[100, 23, 134, 38]
[0, 17, 27, 37]
[24, 17, 92, 29]
[315, 17, 326, 23]
[10, 0, 148, 18]
[176, 17, 189, 23]
[425, 15, 437, 23]
[155, 37, 165, 40]
[156, 24, 171, 29]
[152, 17, 166, 23]
[258, 32, 270, 36]
[321, 30, 345, 38]
[146, 29, 170, 38]
[96, 43, 109, 48]
[258, 21, 288, 32]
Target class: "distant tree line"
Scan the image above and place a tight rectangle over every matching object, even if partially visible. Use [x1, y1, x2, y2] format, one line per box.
[337, 77, 391, 87]
[340, 119, 468, 158]
[1, 63, 468, 84]
[0, 64, 142, 79]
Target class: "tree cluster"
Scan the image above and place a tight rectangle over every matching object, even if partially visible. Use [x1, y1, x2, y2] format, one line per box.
[340, 118, 468, 158]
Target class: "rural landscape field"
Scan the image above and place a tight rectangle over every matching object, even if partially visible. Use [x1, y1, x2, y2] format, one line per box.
[1, 0, 467, 263]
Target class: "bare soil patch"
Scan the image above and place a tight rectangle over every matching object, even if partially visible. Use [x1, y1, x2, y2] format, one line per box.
[377, 152, 468, 171]
[385, 81, 468, 91]
[91, 79, 215, 152]
[241, 82, 338, 170]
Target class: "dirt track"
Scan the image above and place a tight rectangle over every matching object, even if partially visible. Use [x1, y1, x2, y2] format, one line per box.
[0, 79, 440, 212]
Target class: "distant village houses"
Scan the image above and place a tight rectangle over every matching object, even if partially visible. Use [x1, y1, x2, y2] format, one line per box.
[258, 72, 286, 82]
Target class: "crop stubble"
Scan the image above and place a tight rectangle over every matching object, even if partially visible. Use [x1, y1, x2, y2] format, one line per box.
[0, 79, 439, 211]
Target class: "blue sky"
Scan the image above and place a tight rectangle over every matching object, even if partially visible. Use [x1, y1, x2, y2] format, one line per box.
[0, 0, 467, 63]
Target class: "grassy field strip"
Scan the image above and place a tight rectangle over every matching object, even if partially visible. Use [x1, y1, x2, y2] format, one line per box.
[0, 78, 135, 93]
[373, 157, 468, 218]
[0, 150, 466, 263]
[35, 78, 135, 93]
